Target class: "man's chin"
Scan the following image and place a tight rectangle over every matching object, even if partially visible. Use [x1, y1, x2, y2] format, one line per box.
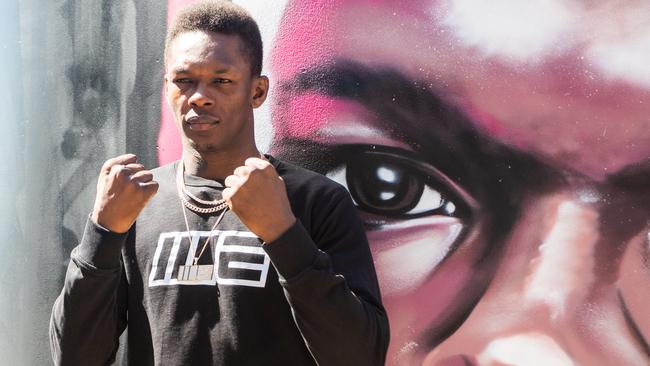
[183, 138, 224, 155]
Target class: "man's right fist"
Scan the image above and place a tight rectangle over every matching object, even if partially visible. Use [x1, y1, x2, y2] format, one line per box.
[91, 154, 159, 233]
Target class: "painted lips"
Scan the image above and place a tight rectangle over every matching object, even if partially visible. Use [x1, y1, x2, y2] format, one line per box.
[433, 355, 478, 366]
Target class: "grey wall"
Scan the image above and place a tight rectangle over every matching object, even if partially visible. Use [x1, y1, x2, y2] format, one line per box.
[1, 1, 165, 364]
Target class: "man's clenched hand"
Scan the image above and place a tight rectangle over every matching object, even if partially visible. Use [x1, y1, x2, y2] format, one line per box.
[91, 154, 159, 233]
[223, 157, 296, 243]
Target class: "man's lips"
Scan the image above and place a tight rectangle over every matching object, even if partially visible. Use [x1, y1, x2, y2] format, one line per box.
[185, 115, 219, 131]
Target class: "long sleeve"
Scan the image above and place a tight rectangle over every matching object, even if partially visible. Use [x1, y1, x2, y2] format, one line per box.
[263, 186, 390, 366]
[49, 218, 129, 366]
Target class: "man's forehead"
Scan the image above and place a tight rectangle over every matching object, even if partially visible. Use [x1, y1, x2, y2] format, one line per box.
[273, 0, 650, 179]
[166, 31, 245, 68]
[168, 31, 240, 52]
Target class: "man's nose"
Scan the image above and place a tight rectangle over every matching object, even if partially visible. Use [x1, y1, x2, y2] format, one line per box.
[188, 84, 214, 107]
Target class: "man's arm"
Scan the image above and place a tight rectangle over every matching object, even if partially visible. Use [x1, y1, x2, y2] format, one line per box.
[223, 158, 389, 365]
[264, 188, 389, 366]
[49, 220, 129, 366]
[50, 154, 158, 365]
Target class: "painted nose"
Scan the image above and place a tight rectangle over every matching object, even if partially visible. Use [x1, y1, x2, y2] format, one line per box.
[423, 199, 600, 366]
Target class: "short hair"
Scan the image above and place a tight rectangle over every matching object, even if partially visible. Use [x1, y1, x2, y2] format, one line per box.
[165, 0, 263, 76]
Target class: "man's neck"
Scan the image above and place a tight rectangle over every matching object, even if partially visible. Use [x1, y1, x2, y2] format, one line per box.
[182, 146, 261, 182]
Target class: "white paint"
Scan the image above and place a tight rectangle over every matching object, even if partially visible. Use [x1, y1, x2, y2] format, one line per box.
[477, 333, 575, 366]
[377, 166, 397, 183]
[327, 166, 348, 189]
[525, 201, 598, 319]
[587, 27, 650, 89]
[445, 201, 456, 214]
[577, 188, 601, 204]
[316, 120, 412, 149]
[408, 186, 443, 214]
[318, 123, 393, 142]
[441, 0, 580, 62]
[374, 219, 463, 295]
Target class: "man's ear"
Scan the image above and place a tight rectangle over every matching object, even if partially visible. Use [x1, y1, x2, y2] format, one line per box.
[251, 75, 269, 108]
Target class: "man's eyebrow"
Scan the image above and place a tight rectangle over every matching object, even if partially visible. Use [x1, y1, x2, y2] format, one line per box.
[282, 60, 565, 201]
[170, 67, 231, 74]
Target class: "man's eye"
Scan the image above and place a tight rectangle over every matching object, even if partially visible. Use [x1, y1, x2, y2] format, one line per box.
[326, 149, 475, 222]
[213, 78, 232, 84]
[173, 78, 193, 84]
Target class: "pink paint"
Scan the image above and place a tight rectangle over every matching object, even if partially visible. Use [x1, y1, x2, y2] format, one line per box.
[271, 1, 339, 81]
[157, 91, 182, 165]
[158, 0, 203, 165]
[167, 0, 201, 25]
[275, 93, 333, 138]
[272, 0, 432, 82]
[461, 104, 504, 138]
[275, 93, 377, 138]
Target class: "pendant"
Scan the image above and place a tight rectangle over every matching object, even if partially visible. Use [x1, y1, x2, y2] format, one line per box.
[177, 265, 215, 281]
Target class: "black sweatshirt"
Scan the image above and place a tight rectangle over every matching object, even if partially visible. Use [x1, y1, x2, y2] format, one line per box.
[50, 156, 389, 366]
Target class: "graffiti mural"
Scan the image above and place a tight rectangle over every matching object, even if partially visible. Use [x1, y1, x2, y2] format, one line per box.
[267, 1, 650, 365]
[155, 0, 650, 365]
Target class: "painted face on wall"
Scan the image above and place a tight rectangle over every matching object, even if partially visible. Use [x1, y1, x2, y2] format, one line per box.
[269, 0, 650, 365]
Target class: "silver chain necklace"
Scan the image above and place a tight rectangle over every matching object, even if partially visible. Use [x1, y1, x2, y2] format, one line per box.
[175, 161, 228, 214]
[175, 160, 229, 282]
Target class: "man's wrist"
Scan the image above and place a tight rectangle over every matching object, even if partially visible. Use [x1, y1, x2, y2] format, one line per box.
[262, 220, 320, 281]
[91, 210, 130, 234]
[261, 215, 296, 244]
[75, 215, 129, 269]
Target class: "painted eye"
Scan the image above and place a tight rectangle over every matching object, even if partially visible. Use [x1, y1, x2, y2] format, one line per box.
[326, 149, 474, 223]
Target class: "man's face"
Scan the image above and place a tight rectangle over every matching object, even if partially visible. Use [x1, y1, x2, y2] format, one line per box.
[165, 30, 261, 155]
[270, 0, 650, 365]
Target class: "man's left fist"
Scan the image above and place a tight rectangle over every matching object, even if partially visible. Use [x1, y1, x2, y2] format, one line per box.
[223, 157, 296, 243]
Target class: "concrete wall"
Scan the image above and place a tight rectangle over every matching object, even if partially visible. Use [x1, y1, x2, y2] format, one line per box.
[1, 1, 165, 364]
[3, 1, 649, 365]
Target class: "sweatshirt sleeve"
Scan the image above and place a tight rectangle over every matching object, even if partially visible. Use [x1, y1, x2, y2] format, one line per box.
[49, 217, 129, 366]
[263, 186, 390, 366]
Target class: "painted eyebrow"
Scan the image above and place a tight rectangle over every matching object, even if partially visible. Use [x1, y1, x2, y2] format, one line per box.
[595, 161, 650, 271]
[282, 59, 564, 201]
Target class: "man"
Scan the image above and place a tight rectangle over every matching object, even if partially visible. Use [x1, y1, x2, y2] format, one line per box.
[49, 1, 389, 365]
[267, 0, 650, 365]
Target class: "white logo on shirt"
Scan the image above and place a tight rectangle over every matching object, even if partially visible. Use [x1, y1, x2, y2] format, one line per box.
[147, 230, 270, 288]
